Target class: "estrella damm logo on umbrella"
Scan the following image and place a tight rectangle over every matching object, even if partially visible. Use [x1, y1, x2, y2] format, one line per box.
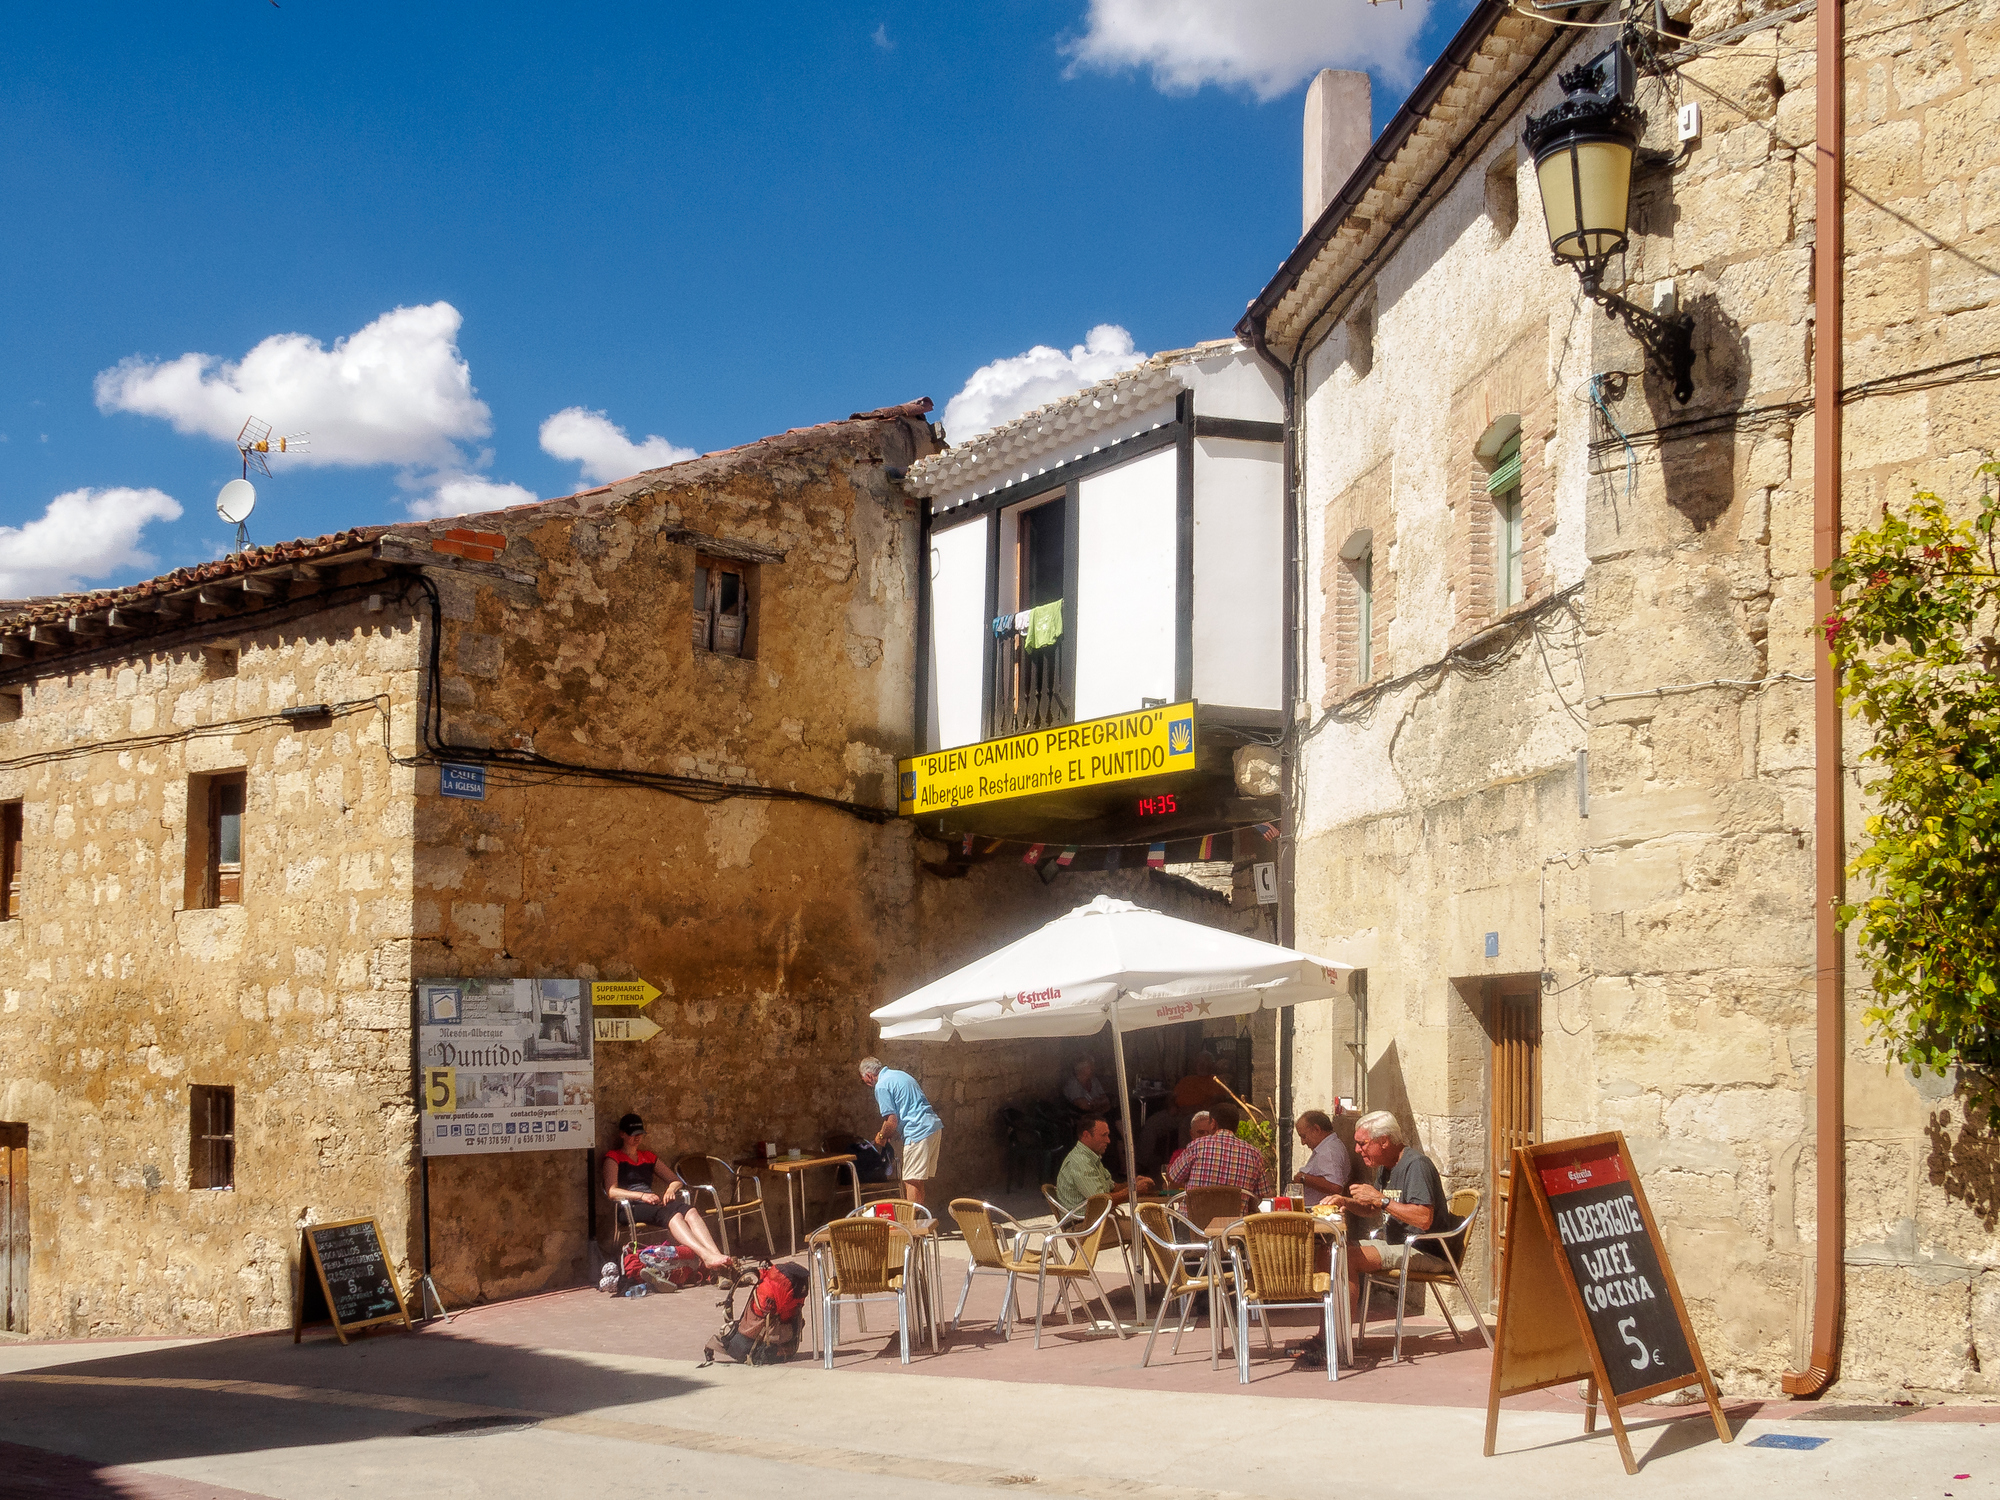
[1168, 717, 1194, 756]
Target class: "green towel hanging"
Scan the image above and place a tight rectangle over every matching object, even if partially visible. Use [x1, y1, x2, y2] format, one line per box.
[1025, 600, 1064, 651]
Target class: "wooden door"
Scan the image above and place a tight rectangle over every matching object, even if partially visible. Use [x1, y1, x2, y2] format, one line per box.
[1487, 978, 1541, 1281]
[1, 1123, 25, 1333]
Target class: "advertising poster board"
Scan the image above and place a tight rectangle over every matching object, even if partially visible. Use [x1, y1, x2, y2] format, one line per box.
[1483, 1132, 1731, 1474]
[417, 978, 594, 1157]
[294, 1217, 412, 1344]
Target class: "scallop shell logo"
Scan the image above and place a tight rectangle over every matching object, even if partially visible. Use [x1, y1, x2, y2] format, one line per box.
[1168, 718, 1194, 756]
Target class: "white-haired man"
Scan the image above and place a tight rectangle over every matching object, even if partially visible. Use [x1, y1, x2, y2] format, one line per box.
[859, 1056, 941, 1205]
[1339, 1110, 1465, 1316]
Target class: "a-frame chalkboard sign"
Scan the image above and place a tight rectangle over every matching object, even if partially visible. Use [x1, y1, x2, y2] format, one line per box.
[294, 1217, 414, 1344]
[1484, 1133, 1731, 1474]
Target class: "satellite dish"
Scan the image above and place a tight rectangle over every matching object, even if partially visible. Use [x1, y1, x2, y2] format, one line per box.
[216, 478, 257, 524]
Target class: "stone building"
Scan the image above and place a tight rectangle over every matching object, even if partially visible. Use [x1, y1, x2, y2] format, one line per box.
[1237, 0, 1999, 1397]
[0, 398, 1252, 1337]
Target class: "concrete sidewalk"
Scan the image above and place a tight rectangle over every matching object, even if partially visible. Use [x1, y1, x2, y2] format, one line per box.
[1, 1273, 1995, 1500]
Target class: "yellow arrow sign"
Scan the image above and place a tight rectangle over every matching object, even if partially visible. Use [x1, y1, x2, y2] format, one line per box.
[594, 1015, 662, 1044]
[590, 980, 662, 1008]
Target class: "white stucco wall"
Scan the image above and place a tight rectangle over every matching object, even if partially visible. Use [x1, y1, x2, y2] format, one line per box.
[1192, 436, 1283, 711]
[927, 515, 989, 750]
[1074, 446, 1178, 719]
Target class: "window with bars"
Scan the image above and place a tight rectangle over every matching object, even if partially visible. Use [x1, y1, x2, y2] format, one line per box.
[186, 772, 246, 910]
[692, 556, 753, 658]
[190, 1085, 235, 1191]
[2, 802, 21, 921]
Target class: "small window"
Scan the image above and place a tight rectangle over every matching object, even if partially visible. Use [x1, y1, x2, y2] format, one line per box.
[1356, 547, 1375, 683]
[1488, 430, 1524, 608]
[204, 646, 238, 680]
[0, 686, 21, 724]
[2, 802, 21, 921]
[693, 556, 754, 658]
[190, 1085, 235, 1190]
[186, 771, 246, 909]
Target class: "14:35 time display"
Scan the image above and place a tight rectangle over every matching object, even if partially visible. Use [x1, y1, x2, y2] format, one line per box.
[1135, 793, 1178, 817]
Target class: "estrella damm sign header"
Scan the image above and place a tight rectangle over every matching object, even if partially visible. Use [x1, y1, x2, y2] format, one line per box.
[897, 702, 1197, 816]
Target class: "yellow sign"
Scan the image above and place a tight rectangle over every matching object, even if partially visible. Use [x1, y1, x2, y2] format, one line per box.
[594, 1015, 663, 1043]
[422, 1067, 456, 1114]
[897, 701, 1197, 817]
[590, 980, 662, 1008]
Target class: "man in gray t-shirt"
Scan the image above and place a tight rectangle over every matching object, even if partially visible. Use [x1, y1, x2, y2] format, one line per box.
[1340, 1111, 1466, 1312]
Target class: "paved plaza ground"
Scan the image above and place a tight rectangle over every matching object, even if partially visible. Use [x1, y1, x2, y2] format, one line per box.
[2, 1233, 1996, 1499]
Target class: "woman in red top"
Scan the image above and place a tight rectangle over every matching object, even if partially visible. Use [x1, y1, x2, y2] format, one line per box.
[602, 1112, 731, 1272]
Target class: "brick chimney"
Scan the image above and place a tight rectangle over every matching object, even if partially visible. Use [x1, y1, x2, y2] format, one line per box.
[1302, 69, 1372, 233]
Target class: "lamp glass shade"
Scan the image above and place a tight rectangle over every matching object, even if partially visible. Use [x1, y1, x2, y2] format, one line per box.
[1534, 134, 1634, 263]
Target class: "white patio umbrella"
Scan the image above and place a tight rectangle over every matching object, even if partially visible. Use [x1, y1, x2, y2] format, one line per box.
[871, 895, 1353, 1320]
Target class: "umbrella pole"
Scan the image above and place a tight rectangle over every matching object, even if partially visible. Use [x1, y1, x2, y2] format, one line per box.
[1108, 1000, 1147, 1323]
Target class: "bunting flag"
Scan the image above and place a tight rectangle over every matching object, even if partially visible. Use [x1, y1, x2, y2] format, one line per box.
[1104, 846, 1121, 869]
[1147, 842, 1166, 869]
[1056, 846, 1078, 867]
[1198, 834, 1216, 860]
[960, 834, 974, 856]
[1023, 843, 1046, 865]
[1256, 822, 1280, 841]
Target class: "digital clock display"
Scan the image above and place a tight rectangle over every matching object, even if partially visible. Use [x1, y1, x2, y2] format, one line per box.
[1136, 793, 1179, 817]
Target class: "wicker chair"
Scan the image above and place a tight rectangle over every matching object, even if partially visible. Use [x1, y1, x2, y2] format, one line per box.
[1134, 1202, 1233, 1370]
[814, 1216, 917, 1367]
[1228, 1212, 1340, 1383]
[948, 1198, 1038, 1335]
[1357, 1187, 1491, 1363]
[673, 1153, 775, 1258]
[1180, 1185, 1253, 1231]
[1021, 1194, 1130, 1347]
[1043, 1181, 1141, 1293]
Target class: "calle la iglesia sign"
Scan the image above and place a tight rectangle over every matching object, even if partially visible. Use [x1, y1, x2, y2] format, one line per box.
[897, 701, 1196, 817]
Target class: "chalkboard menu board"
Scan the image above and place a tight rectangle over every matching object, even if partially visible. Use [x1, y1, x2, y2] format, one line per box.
[1483, 1133, 1729, 1476]
[293, 1218, 412, 1344]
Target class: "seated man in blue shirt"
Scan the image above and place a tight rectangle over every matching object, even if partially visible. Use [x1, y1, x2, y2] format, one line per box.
[860, 1055, 943, 1206]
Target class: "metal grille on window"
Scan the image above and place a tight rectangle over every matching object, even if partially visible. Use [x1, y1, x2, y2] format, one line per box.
[191, 1085, 235, 1191]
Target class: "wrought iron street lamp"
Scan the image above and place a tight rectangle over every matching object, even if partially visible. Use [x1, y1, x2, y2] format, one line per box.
[1525, 48, 1696, 403]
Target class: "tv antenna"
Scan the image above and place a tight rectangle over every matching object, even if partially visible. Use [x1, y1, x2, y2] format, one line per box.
[216, 478, 257, 554]
[236, 415, 309, 478]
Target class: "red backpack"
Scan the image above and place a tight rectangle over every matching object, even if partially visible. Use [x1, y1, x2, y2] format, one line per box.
[703, 1262, 809, 1365]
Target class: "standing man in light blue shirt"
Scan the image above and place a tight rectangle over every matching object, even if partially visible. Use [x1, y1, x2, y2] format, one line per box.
[860, 1055, 942, 1205]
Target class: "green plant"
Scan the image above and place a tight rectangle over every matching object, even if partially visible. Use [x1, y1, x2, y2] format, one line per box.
[1235, 1116, 1277, 1169]
[1825, 460, 2000, 1108]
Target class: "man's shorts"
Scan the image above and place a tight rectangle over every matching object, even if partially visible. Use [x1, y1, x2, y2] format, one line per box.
[1375, 1241, 1453, 1276]
[901, 1130, 943, 1181]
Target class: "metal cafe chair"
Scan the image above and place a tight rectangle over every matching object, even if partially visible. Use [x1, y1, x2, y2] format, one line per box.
[1134, 1202, 1233, 1370]
[1042, 1183, 1140, 1294]
[1180, 1185, 1253, 1230]
[673, 1153, 775, 1259]
[1357, 1187, 1492, 1363]
[1021, 1194, 1130, 1348]
[1228, 1212, 1341, 1383]
[813, 1216, 918, 1368]
[947, 1198, 1038, 1336]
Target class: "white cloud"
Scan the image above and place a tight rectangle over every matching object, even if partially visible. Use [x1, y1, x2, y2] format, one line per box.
[942, 324, 1149, 439]
[94, 302, 492, 470]
[873, 22, 894, 49]
[538, 407, 698, 486]
[1064, 0, 1431, 99]
[401, 472, 540, 522]
[0, 487, 183, 598]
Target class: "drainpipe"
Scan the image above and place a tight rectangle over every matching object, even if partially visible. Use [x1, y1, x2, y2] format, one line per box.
[1783, 0, 1845, 1399]
[1245, 318, 1300, 1185]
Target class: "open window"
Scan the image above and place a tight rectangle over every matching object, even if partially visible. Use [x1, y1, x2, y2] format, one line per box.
[693, 555, 755, 658]
[185, 771, 246, 909]
[2, 802, 21, 920]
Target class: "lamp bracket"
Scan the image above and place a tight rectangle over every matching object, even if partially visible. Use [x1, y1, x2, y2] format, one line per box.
[1581, 274, 1696, 404]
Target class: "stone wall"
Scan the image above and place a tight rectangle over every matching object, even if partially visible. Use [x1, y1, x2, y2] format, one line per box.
[1287, 0, 1999, 1398]
[0, 598, 422, 1337]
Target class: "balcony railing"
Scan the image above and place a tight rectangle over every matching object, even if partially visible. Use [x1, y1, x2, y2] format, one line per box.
[989, 630, 1068, 738]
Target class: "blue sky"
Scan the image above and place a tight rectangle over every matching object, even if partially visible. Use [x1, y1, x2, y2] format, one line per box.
[1, 0, 1475, 596]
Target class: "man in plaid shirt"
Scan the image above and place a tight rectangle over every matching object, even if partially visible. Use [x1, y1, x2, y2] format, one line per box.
[1162, 1100, 1271, 1197]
